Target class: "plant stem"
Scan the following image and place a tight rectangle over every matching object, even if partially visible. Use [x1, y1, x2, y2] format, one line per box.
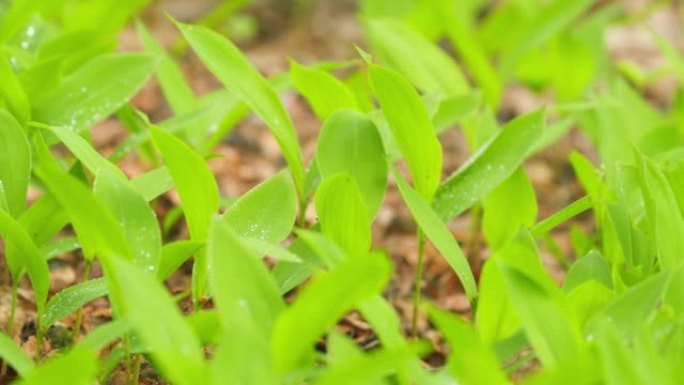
[35, 319, 43, 362]
[127, 354, 141, 385]
[123, 336, 132, 384]
[466, 204, 483, 269]
[6, 280, 18, 339]
[297, 197, 308, 229]
[411, 230, 426, 338]
[72, 260, 92, 344]
[1, 280, 19, 376]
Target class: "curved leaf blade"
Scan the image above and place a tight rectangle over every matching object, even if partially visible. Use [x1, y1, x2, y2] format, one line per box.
[366, 18, 469, 97]
[427, 304, 510, 385]
[433, 109, 545, 221]
[0, 109, 31, 218]
[157, 240, 204, 281]
[41, 123, 126, 180]
[110, 258, 206, 385]
[271, 251, 391, 372]
[41, 278, 108, 329]
[12, 347, 97, 385]
[208, 218, 284, 333]
[0, 209, 50, 313]
[33, 53, 157, 133]
[290, 60, 358, 121]
[393, 169, 477, 302]
[150, 125, 219, 300]
[0, 331, 33, 376]
[315, 173, 371, 258]
[223, 170, 296, 244]
[317, 110, 388, 219]
[32, 134, 130, 262]
[369, 63, 442, 201]
[178, 22, 305, 196]
[482, 167, 538, 250]
[94, 169, 161, 272]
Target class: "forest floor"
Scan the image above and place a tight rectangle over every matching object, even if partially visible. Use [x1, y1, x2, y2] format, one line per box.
[0, 0, 682, 383]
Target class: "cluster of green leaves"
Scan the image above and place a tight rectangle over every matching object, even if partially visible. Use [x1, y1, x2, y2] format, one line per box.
[0, 0, 683, 384]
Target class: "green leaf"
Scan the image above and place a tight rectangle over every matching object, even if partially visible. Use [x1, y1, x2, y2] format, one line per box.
[43, 237, 80, 260]
[496, 230, 558, 295]
[595, 321, 648, 385]
[271, 250, 391, 372]
[41, 278, 108, 330]
[314, 347, 415, 385]
[366, 18, 469, 97]
[566, 280, 614, 328]
[60, 0, 149, 36]
[208, 218, 283, 381]
[433, 109, 545, 221]
[295, 227, 429, 384]
[78, 318, 132, 352]
[223, 170, 296, 243]
[393, 169, 477, 301]
[32, 134, 130, 261]
[435, 0, 501, 107]
[94, 169, 161, 272]
[12, 347, 98, 385]
[15, 195, 68, 248]
[186, 310, 221, 346]
[136, 20, 196, 116]
[208, 217, 284, 334]
[272, 238, 320, 294]
[637, 151, 684, 270]
[293, 228, 347, 268]
[664, 157, 684, 222]
[327, 330, 363, 365]
[0, 187, 8, 213]
[33, 53, 157, 132]
[498, 0, 594, 79]
[427, 304, 510, 385]
[241, 238, 301, 263]
[0, 53, 30, 124]
[0, 330, 33, 376]
[290, 60, 358, 121]
[18, 58, 64, 104]
[130, 166, 174, 202]
[178, 22, 305, 196]
[40, 123, 126, 180]
[562, 251, 612, 292]
[0, 109, 31, 218]
[358, 297, 437, 385]
[150, 125, 219, 300]
[0, 209, 50, 314]
[433, 92, 482, 134]
[157, 240, 204, 281]
[653, 32, 684, 87]
[209, 317, 277, 385]
[588, 273, 668, 339]
[500, 262, 583, 370]
[476, 259, 520, 345]
[483, 167, 537, 250]
[315, 173, 371, 258]
[110, 258, 206, 385]
[530, 196, 593, 238]
[369, 63, 442, 200]
[317, 110, 388, 218]
[664, 265, 684, 317]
